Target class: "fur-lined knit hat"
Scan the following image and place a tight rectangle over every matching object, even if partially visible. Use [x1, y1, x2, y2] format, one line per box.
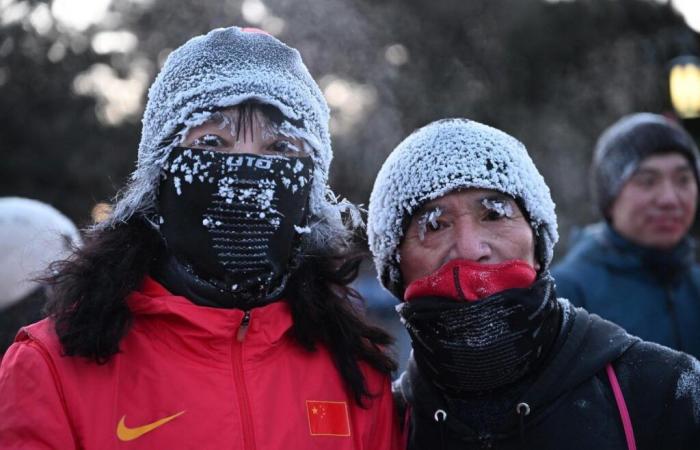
[367, 118, 558, 299]
[592, 112, 700, 220]
[100, 26, 360, 249]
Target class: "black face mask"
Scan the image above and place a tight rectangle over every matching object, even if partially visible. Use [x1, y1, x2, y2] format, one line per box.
[398, 276, 561, 396]
[156, 147, 313, 306]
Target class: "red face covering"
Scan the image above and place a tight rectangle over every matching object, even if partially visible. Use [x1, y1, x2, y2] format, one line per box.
[403, 259, 536, 302]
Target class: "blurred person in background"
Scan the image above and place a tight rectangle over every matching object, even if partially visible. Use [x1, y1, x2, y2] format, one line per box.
[0, 197, 81, 356]
[0, 26, 400, 449]
[368, 118, 700, 449]
[553, 113, 700, 360]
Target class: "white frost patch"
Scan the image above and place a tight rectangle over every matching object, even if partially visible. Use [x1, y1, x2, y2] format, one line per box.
[481, 197, 514, 219]
[416, 207, 442, 241]
[557, 298, 573, 325]
[173, 176, 182, 195]
[675, 357, 700, 423]
[574, 399, 589, 409]
[294, 225, 312, 234]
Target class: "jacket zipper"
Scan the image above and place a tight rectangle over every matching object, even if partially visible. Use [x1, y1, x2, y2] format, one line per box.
[231, 310, 256, 450]
[664, 285, 684, 351]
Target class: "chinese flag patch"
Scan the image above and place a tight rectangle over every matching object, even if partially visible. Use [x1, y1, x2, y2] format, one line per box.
[306, 400, 351, 436]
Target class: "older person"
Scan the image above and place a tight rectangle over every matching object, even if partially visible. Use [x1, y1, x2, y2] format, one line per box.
[553, 113, 700, 359]
[368, 118, 700, 449]
[0, 27, 400, 449]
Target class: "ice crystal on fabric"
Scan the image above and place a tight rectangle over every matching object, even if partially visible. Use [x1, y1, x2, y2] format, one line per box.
[675, 357, 700, 422]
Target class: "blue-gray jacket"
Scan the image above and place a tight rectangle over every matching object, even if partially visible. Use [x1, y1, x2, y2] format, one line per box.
[552, 222, 700, 360]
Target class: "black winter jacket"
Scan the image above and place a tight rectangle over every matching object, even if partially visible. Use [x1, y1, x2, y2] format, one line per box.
[394, 304, 700, 449]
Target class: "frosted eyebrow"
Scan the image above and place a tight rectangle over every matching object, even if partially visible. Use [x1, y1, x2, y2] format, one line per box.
[416, 206, 443, 241]
[480, 195, 515, 218]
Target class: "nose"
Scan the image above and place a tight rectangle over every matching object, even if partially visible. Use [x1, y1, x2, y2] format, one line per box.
[656, 179, 682, 208]
[448, 219, 493, 263]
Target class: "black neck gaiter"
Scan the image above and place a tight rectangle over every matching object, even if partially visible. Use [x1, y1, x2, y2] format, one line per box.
[156, 147, 313, 308]
[398, 276, 561, 396]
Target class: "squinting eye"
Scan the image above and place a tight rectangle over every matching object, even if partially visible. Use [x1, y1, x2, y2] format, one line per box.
[416, 207, 444, 241]
[633, 175, 656, 187]
[677, 174, 693, 186]
[484, 209, 505, 221]
[481, 198, 513, 221]
[192, 134, 225, 147]
[269, 140, 296, 153]
[426, 221, 443, 231]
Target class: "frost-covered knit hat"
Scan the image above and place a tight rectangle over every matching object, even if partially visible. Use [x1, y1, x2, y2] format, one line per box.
[592, 112, 700, 220]
[368, 119, 558, 298]
[0, 197, 81, 309]
[101, 27, 356, 248]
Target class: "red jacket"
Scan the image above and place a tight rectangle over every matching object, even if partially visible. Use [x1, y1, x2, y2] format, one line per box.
[0, 277, 401, 449]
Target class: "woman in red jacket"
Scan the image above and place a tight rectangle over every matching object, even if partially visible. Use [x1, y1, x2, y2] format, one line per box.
[0, 26, 400, 449]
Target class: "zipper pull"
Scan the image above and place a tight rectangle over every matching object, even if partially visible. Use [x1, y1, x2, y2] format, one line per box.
[237, 310, 251, 342]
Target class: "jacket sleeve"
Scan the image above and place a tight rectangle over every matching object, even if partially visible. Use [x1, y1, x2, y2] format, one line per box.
[0, 340, 77, 449]
[369, 375, 405, 450]
[618, 342, 700, 448]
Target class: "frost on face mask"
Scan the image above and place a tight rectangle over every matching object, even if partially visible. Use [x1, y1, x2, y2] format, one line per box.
[166, 148, 215, 190]
[216, 177, 280, 226]
[416, 207, 443, 241]
[481, 197, 514, 219]
[162, 148, 312, 230]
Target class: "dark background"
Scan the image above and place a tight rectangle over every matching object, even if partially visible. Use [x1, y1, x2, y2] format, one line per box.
[2, 0, 699, 254]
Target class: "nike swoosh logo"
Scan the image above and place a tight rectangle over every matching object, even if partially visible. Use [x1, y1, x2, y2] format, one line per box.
[116, 410, 185, 441]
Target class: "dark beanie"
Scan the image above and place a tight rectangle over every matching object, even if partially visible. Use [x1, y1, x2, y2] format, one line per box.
[591, 112, 700, 220]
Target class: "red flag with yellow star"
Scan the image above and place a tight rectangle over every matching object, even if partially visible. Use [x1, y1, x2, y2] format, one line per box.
[306, 400, 351, 436]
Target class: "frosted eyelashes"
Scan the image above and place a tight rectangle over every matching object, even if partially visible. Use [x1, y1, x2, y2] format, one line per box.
[481, 197, 514, 219]
[189, 110, 311, 156]
[417, 207, 443, 241]
[413, 197, 515, 242]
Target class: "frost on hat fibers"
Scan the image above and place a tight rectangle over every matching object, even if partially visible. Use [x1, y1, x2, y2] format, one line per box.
[102, 27, 355, 248]
[368, 118, 558, 298]
[592, 112, 700, 220]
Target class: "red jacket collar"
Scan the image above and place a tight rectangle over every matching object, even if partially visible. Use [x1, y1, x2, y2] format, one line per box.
[126, 277, 295, 350]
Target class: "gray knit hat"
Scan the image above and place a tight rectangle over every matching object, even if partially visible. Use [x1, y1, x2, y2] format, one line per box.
[592, 112, 700, 220]
[367, 118, 558, 299]
[100, 26, 360, 249]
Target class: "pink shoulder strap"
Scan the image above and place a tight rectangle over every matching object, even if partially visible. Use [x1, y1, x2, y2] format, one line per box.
[605, 362, 637, 450]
